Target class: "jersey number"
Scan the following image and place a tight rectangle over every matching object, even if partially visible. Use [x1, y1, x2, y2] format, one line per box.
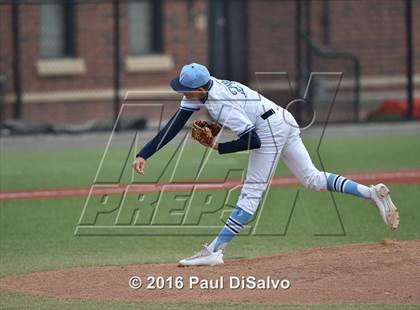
[221, 80, 247, 98]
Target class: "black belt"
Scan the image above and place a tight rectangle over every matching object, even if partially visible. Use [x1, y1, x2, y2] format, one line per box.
[260, 108, 275, 120]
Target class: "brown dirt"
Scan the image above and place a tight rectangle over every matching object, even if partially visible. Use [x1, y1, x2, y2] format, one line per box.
[0, 240, 419, 304]
[1, 169, 419, 201]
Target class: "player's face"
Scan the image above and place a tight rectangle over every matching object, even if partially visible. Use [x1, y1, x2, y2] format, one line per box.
[184, 88, 207, 100]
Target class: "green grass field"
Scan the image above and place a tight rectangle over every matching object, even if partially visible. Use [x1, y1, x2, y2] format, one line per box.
[0, 133, 419, 309]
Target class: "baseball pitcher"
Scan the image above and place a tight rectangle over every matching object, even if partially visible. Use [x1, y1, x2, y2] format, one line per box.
[132, 63, 399, 266]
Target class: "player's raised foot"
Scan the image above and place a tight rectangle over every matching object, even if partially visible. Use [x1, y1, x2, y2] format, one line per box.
[178, 244, 224, 267]
[370, 183, 399, 230]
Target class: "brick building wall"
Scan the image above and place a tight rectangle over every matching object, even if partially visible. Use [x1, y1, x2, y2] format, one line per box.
[246, 0, 419, 120]
[247, 0, 297, 80]
[0, 0, 208, 124]
[0, 4, 14, 99]
[0, 0, 418, 125]
[247, 0, 419, 82]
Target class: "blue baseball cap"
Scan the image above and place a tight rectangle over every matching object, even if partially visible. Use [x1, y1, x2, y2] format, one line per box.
[170, 63, 210, 92]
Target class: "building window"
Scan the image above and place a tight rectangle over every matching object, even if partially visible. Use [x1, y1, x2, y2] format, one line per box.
[40, 2, 75, 58]
[128, 0, 161, 55]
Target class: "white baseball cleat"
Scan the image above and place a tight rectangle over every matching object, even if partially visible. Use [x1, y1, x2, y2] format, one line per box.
[370, 183, 399, 230]
[178, 244, 224, 266]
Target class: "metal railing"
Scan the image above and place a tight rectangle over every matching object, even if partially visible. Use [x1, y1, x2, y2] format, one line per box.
[300, 32, 361, 122]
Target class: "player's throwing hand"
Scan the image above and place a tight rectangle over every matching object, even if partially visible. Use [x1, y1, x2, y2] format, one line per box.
[132, 157, 146, 175]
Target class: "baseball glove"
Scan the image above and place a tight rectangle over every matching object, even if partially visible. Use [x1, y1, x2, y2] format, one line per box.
[191, 120, 222, 147]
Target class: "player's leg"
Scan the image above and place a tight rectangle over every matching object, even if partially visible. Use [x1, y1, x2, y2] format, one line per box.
[207, 150, 280, 252]
[279, 110, 371, 197]
[206, 206, 253, 252]
[178, 151, 280, 266]
[279, 116, 398, 230]
[280, 132, 371, 199]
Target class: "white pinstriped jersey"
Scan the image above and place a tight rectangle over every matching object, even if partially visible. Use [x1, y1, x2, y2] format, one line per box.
[180, 77, 284, 138]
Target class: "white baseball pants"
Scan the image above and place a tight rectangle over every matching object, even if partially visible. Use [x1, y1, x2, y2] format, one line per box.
[236, 110, 328, 215]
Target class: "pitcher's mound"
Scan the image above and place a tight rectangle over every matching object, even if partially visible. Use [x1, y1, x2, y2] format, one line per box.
[1, 240, 419, 304]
